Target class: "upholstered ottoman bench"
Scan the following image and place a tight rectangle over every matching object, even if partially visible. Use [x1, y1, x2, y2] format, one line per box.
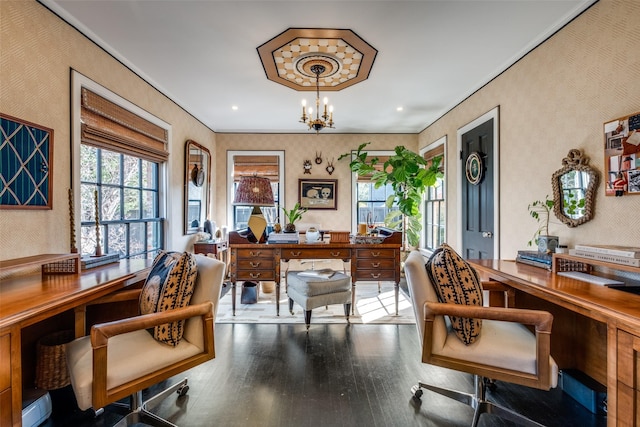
[286, 271, 352, 330]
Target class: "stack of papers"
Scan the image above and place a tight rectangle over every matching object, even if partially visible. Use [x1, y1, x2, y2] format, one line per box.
[268, 232, 299, 244]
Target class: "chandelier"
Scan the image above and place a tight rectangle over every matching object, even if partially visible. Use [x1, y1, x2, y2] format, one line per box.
[299, 64, 334, 133]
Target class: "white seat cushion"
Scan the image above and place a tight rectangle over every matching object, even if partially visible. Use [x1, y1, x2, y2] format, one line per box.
[66, 330, 201, 410]
[287, 271, 351, 296]
[435, 319, 558, 387]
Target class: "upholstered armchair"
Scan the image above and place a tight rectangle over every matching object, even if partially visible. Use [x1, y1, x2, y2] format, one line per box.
[404, 249, 558, 427]
[67, 253, 225, 426]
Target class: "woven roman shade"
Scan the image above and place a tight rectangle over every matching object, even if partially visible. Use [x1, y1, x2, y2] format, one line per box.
[81, 88, 169, 162]
[233, 155, 279, 181]
[356, 155, 390, 182]
[423, 145, 445, 171]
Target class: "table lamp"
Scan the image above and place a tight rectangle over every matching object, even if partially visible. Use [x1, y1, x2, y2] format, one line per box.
[233, 175, 274, 243]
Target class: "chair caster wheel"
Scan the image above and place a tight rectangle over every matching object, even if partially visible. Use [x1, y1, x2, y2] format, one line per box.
[177, 385, 189, 396]
[411, 385, 423, 399]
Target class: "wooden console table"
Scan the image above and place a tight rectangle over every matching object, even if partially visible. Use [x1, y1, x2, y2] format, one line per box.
[228, 230, 402, 317]
[0, 255, 151, 427]
[469, 258, 640, 426]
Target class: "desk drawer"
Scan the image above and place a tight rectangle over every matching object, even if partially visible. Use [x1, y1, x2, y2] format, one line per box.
[356, 248, 396, 259]
[194, 241, 228, 255]
[235, 270, 276, 281]
[355, 269, 397, 281]
[282, 248, 351, 260]
[237, 259, 275, 270]
[356, 259, 395, 269]
[236, 248, 275, 259]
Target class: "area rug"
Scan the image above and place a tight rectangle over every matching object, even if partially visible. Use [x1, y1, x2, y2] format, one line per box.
[215, 281, 415, 325]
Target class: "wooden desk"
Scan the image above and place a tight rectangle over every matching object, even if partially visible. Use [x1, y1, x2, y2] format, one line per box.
[469, 259, 640, 426]
[228, 231, 402, 317]
[0, 256, 151, 427]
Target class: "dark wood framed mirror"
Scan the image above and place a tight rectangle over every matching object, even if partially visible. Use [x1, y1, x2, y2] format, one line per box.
[551, 149, 599, 228]
[184, 139, 211, 235]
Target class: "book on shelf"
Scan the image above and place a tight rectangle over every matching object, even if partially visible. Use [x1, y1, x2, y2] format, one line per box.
[569, 249, 640, 268]
[573, 244, 640, 259]
[298, 268, 336, 279]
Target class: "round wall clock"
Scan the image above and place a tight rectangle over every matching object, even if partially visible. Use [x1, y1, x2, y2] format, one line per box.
[465, 152, 484, 185]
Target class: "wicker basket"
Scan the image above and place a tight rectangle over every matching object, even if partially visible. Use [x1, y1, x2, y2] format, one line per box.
[35, 330, 74, 390]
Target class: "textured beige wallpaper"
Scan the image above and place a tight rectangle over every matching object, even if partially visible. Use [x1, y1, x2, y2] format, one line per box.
[0, 0, 216, 259]
[2, 0, 638, 262]
[419, 0, 640, 257]
[214, 133, 417, 231]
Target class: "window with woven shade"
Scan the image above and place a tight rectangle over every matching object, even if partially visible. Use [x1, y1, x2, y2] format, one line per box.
[354, 154, 398, 230]
[422, 142, 446, 251]
[73, 72, 170, 260]
[230, 153, 281, 230]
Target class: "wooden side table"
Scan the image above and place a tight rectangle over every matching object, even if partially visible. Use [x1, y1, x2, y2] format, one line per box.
[193, 239, 228, 258]
[193, 240, 230, 279]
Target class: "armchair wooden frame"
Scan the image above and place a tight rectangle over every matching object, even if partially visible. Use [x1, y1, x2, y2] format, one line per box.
[69, 255, 223, 427]
[81, 289, 215, 410]
[405, 251, 556, 427]
[421, 302, 553, 390]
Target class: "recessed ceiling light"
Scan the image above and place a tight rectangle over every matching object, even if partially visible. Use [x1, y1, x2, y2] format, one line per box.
[396, 106, 403, 112]
[232, 105, 238, 111]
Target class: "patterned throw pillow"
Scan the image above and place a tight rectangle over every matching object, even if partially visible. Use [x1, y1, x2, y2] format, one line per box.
[425, 243, 483, 345]
[139, 251, 197, 346]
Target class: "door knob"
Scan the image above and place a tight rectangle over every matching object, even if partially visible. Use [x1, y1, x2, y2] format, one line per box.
[482, 231, 493, 238]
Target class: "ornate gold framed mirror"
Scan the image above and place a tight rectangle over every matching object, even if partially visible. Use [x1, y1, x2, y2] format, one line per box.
[184, 140, 211, 235]
[551, 149, 599, 228]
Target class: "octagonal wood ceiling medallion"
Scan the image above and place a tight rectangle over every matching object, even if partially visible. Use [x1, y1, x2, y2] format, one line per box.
[257, 28, 377, 92]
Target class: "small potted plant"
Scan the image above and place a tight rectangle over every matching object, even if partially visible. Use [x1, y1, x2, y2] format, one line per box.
[280, 202, 307, 233]
[527, 196, 559, 253]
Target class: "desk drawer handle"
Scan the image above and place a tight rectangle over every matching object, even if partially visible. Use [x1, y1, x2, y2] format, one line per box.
[290, 251, 301, 257]
[250, 261, 261, 268]
[331, 251, 341, 257]
[370, 273, 381, 279]
[249, 272, 262, 279]
[249, 251, 262, 257]
[371, 251, 381, 257]
[371, 262, 380, 268]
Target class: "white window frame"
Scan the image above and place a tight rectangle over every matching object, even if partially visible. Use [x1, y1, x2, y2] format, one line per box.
[226, 150, 285, 230]
[420, 135, 447, 250]
[349, 150, 395, 233]
[71, 70, 171, 254]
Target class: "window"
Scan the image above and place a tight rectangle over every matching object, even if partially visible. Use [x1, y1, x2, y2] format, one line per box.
[227, 151, 285, 231]
[351, 152, 397, 231]
[356, 181, 397, 228]
[79, 146, 162, 259]
[421, 138, 446, 251]
[72, 71, 170, 259]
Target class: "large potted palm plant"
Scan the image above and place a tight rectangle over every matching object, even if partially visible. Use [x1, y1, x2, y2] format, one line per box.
[339, 142, 443, 251]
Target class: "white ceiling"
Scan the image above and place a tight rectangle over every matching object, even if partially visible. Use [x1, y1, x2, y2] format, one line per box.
[41, 0, 596, 134]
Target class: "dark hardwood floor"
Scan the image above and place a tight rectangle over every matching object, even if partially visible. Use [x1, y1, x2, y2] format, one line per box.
[46, 323, 606, 427]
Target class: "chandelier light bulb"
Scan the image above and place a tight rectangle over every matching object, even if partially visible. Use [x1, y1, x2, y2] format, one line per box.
[323, 97, 328, 105]
[302, 99, 306, 107]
